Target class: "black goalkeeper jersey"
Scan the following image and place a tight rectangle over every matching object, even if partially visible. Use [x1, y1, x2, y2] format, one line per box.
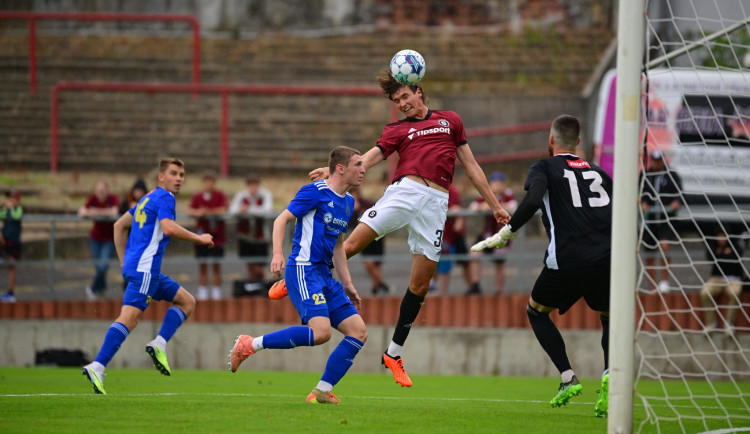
[520, 153, 613, 270]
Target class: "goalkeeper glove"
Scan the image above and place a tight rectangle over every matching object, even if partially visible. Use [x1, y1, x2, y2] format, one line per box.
[471, 224, 515, 251]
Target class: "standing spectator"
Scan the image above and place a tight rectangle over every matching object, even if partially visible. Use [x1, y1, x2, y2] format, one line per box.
[229, 175, 273, 281]
[119, 178, 148, 215]
[434, 184, 472, 296]
[0, 190, 22, 303]
[348, 188, 389, 296]
[641, 150, 683, 292]
[78, 180, 120, 300]
[469, 171, 518, 295]
[188, 171, 228, 300]
[700, 229, 745, 335]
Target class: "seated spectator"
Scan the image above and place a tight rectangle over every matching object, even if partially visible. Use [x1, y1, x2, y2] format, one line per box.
[229, 175, 273, 281]
[0, 190, 22, 303]
[78, 180, 120, 300]
[700, 229, 745, 335]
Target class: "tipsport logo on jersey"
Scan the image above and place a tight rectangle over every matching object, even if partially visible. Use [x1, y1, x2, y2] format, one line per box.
[324, 212, 348, 234]
[407, 119, 451, 140]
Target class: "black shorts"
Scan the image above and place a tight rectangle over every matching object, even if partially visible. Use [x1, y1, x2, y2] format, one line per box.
[238, 240, 269, 258]
[195, 245, 225, 258]
[531, 258, 610, 315]
[2, 240, 20, 261]
[641, 222, 676, 251]
[361, 237, 384, 262]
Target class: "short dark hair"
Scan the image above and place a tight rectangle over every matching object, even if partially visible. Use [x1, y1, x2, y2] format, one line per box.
[159, 158, 184, 173]
[328, 146, 361, 174]
[551, 115, 581, 148]
[376, 68, 425, 102]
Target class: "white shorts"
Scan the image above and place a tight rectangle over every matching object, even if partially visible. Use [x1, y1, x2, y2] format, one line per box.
[358, 177, 449, 262]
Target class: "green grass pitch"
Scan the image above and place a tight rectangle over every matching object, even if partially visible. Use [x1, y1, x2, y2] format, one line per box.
[0, 367, 746, 433]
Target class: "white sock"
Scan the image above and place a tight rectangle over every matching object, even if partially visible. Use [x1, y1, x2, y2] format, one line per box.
[386, 341, 402, 358]
[316, 381, 333, 392]
[602, 369, 609, 378]
[561, 369, 575, 384]
[252, 336, 264, 352]
[153, 335, 167, 350]
[90, 361, 105, 377]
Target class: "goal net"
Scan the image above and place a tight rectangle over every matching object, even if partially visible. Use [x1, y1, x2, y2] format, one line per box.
[635, 1, 750, 432]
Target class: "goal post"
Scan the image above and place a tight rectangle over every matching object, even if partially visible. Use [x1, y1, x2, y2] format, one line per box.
[609, 0, 645, 432]
[608, 1, 750, 432]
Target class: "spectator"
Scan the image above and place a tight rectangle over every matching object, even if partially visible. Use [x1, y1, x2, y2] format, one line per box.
[229, 175, 273, 281]
[700, 229, 745, 335]
[434, 184, 472, 296]
[640, 150, 682, 292]
[78, 180, 120, 300]
[348, 188, 389, 296]
[469, 171, 518, 295]
[119, 178, 148, 215]
[0, 190, 22, 303]
[187, 171, 228, 300]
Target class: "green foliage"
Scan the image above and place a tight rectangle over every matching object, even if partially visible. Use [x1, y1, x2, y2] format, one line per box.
[700, 27, 750, 69]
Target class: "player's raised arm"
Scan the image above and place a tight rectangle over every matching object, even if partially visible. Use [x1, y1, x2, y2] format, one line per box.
[160, 218, 213, 247]
[457, 144, 510, 224]
[309, 147, 383, 181]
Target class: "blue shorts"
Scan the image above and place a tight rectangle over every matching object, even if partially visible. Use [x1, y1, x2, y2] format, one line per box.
[122, 272, 181, 311]
[285, 263, 358, 328]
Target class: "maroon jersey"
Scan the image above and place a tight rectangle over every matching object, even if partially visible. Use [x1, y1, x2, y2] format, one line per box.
[377, 110, 467, 189]
[189, 190, 228, 246]
[85, 193, 119, 242]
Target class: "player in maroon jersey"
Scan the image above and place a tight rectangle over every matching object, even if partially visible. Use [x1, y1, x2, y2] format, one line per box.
[309, 69, 509, 387]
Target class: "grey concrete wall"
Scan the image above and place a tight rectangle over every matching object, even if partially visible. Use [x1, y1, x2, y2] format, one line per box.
[1, 319, 608, 378]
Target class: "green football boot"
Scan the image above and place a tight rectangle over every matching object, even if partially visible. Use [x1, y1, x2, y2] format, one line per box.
[146, 341, 172, 376]
[550, 375, 582, 407]
[82, 364, 106, 395]
[594, 373, 610, 418]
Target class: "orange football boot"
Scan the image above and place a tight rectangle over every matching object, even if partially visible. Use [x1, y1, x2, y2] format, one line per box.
[306, 388, 341, 404]
[382, 353, 413, 387]
[229, 334, 255, 372]
[268, 280, 288, 300]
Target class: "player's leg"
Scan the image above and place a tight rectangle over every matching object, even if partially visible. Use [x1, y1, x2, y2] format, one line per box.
[144, 279, 195, 376]
[83, 282, 145, 395]
[527, 267, 582, 407]
[229, 264, 324, 372]
[581, 259, 611, 417]
[344, 223, 379, 259]
[595, 310, 610, 418]
[309, 299, 367, 404]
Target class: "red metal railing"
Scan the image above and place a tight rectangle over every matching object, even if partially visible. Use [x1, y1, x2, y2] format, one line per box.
[50, 81, 399, 175]
[0, 11, 201, 95]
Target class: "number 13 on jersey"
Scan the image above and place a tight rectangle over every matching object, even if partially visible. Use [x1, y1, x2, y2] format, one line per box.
[563, 169, 610, 208]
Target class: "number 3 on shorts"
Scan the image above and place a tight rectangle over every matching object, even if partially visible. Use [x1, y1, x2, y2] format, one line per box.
[312, 293, 327, 305]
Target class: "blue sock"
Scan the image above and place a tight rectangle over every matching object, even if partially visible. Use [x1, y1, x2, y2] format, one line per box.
[94, 322, 130, 367]
[321, 336, 364, 387]
[158, 306, 187, 342]
[261, 326, 314, 349]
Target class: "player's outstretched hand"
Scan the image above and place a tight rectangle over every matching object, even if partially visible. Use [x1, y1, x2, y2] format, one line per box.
[308, 167, 330, 181]
[199, 233, 214, 248]
[471, 225, 515, 251]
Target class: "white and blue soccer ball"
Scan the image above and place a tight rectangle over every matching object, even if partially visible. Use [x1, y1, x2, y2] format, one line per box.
[389, 49, 426, 85]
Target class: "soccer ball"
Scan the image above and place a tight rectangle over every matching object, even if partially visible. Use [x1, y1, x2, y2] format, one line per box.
[389, 49, 426, 85]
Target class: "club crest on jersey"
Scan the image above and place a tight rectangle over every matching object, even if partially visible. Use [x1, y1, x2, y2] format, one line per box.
[566, 159, 591, 169]
[438, 119, 449, 127]
[368, 210, 377, 218]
